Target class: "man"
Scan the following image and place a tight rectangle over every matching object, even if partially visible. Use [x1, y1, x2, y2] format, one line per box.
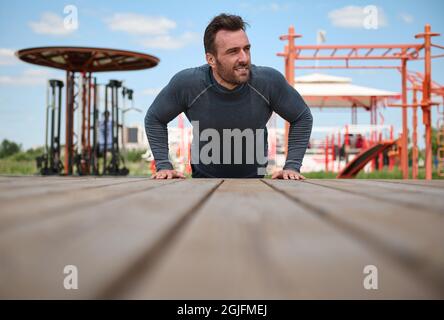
[98, 111, 112, 155]
[145, 13, 313, 180]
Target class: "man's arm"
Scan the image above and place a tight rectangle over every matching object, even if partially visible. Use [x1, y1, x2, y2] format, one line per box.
[144, 73, 187, 172]
[282, 107, 313, 173]
[268, 68, 313, 174]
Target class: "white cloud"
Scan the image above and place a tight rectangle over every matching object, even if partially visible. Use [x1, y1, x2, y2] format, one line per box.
[105, 13, 197, 50]
[328, 5, 388, 29]
[239, 2, 290, 12]
[106, 13, 176, 35]
[29, 12, 75, 36]
[399, 12, 414, 24]
[141, 88, 162, 96]
[139, 31, 199, 50]
[0, 68, 56, 86]
[0, 49, 17, 65]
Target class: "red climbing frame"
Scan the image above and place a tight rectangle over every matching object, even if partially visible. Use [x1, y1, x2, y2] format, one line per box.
[278, 25, 444, 179]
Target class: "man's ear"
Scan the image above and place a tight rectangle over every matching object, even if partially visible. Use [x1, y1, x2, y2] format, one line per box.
[206, 52, 216, 67]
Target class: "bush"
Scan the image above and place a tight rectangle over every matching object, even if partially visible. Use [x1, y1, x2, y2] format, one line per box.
[124, 149, 145, 162]
[0, 139, 22, 158]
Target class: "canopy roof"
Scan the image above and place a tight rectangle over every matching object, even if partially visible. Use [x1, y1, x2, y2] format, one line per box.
[294, 73, 400, 109]
[16, 46, 159, 72]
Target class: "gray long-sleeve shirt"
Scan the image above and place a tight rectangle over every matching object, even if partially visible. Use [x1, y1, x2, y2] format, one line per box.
[145, 64, 313, 178]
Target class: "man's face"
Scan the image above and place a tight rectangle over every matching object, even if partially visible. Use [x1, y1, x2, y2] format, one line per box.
[207, 29, 251, 87]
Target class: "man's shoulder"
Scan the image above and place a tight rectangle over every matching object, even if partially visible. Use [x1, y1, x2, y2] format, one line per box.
[250, 65, 286, 86]
[251, 65, 283, 80]
[170, 65, 209, 88]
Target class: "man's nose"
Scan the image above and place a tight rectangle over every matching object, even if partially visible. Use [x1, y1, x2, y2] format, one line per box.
[238, 49, 249, 63]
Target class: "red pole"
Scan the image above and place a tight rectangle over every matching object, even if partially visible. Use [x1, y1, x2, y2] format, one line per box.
[325, 136, 329, 172]
[401, 51, 409, 179]
[423, 25, 433, 180]
[150, 160, 156, 175]
[331, 134, 335, 172]
[345, 125, 349, 163]
[416, 24, 440, 180]
[178, 113, 185, 165]
[389, 125, 394, 171]
[412, 88, 418, 179]
[378, 132, 383, 170]
[337, 131, 341, 172]
[280, 26, 301, 157]
[186, 129, 192, 175]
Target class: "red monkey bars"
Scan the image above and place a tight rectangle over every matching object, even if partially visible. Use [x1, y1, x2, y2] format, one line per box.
[278, 24, 443, 179]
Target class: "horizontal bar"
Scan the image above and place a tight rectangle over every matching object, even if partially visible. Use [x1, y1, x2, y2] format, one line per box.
[293, 44, 422, 50]
[431, 43, 444, 50]
[293, 56, 415, 60]
[294, 66, 399, 69]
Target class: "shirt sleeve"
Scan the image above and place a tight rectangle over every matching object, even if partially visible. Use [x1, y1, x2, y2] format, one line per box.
[144, 73, 187, 171]
[268, 69, 313, 172]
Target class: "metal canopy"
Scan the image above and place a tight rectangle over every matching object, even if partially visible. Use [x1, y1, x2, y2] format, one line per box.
[15, 46, 159, 72]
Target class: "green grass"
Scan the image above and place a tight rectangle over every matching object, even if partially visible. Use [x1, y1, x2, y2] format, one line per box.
[0, 159, 38, 175]
[301, 167, 444, 179]
[1, 154, 443, 179]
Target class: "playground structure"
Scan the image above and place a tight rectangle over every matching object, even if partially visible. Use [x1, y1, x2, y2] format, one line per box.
[303, 124, 397, 175]
[278, 24, 444, 179]
[16, 47, 159, 175]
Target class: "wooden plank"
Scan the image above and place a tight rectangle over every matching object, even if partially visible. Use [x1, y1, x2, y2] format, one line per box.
[0, 176, 96, 184]
[120, 179, 442, 299]
[0, 178, 171, 232]
[308, 179, 444, 215]
[0, 177, 147, 200]
[0, 179, 221, 299]
[0, 177, 103, 194]
[373, 179, 444, 189]
[263, 179, 444, 294]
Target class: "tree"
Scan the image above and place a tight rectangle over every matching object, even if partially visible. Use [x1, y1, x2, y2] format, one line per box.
[0, 139, 22, 158]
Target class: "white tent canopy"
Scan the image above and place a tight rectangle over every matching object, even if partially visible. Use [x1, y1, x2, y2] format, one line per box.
[294, 73, 400, 109]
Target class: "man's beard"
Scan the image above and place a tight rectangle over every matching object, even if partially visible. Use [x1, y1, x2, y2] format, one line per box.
[215, 59, 250, 87]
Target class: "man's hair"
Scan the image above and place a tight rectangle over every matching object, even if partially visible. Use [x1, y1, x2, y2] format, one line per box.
[204, 13, 248, 55]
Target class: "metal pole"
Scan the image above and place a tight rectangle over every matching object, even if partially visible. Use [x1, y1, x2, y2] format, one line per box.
[103, 85, 108, 175]
[325, 136, 329, 172]
[412, 88, 418, 179]
[65, 71, 74, 175]
[401, 51, 409, 179]
[92, 78, 98, 175]
[415, 24, 440, 180]
[87, 73, 92, 174]
[423, 25, 433, 180]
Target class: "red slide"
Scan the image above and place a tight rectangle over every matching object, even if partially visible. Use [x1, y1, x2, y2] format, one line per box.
[337, 140, 398, 178]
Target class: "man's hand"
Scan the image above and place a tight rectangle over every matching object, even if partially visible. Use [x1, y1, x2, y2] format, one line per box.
[271, 169, 305, 180]
[151, 169, 186, 179]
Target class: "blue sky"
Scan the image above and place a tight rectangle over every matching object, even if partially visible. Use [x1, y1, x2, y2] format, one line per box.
[1, 0, 444, 149]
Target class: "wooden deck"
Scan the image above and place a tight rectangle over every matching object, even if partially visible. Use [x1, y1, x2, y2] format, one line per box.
[0, 176, 443, 299]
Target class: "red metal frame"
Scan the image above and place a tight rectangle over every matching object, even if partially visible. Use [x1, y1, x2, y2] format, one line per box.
[17, 47, 159, 175]
[278, 24, 443, 179]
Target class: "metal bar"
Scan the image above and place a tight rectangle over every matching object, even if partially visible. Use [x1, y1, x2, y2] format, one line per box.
[293, 44, 422, 50]
[286, 55, 412, 60]
[294, 66, 399, 69]
[401, 52, 409, 179]
[412, 89, 418, 179]
[381, 48, 392, 56]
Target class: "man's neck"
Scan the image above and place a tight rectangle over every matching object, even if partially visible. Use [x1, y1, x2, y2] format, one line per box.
[211, 68, 238, 90]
